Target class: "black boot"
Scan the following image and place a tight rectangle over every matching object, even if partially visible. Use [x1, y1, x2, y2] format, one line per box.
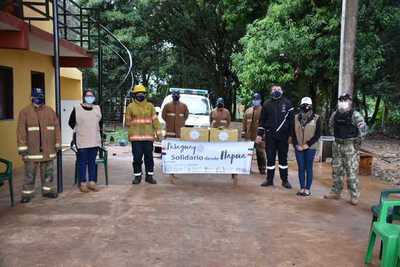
[261, 169, 275, 187]
[132, 176, 142, 185]
[261, 178, 274, 187]
[145, 175, 157, 184]
[43, 192, 58, 199]
[20, 196, 31, 203]
[281, 179, 292, 189]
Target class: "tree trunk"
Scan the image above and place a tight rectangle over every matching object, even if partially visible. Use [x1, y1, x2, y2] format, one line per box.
[368, 96, 381, 126]
[362, 93, 368, 121]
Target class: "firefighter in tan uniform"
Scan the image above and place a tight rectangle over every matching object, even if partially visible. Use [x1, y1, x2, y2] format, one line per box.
[17, 88, 61, 203]
[210, 97, 231, 128]
[162, 89, 189, 138]
[242, 93, 266, 174]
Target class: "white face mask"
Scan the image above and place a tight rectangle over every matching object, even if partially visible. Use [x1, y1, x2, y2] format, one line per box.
[338, 101, 351, 112]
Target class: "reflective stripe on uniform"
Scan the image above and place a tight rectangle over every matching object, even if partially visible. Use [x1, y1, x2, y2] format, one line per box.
[49, 153, 57, 159]
[167, 113, 176, 117]
[178, 114, 185, 117]
[55, 143, 61, 148]
[46, 126, 55, 130]
[131, 118, 153, 124]
[247, 119, 252, 122]
[42, 186, 52, 191]
[266, 166, 276, 170]
[28, 126, 40, 131]
[134, 173, 142, 176]
[22, 190, 35, 194]
[25, 155, 44, 160]
[220, 120, 227, 123]
[166, 132, 177, 136]
[129, 135, 154, 141]
[18, 146, 28, 151]
[279, 165, 288, 169]
[147, 172, 154, 175]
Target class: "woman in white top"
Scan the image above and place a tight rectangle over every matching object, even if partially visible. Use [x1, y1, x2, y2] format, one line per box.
[68, 89, 102, 193]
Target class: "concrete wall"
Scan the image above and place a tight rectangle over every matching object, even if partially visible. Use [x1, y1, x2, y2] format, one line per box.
[0, 49, 82, 168]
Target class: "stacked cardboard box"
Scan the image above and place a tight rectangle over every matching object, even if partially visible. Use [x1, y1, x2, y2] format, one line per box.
[180, 127, 210, 141]
[209, 128, 239, 142]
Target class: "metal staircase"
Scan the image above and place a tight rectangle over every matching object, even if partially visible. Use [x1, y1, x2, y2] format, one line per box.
[16, 0, 134, 110]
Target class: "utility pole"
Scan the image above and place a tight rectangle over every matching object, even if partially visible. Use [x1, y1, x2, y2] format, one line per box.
[52, 0, 63, 193]
[338, 0, 359, 97]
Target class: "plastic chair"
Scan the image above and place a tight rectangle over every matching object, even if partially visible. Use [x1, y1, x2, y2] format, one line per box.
[95, 147, 109, 185]
[371, 189, 400, 259]
[0, 158, 14, 206]
[72, 144, 109, 186]
[365, 198, 400, 267]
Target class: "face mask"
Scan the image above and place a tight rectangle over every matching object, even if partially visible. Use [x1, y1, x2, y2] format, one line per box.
[252, 100, 262, 107]
[32, 98, 44, 106]
[217, 103, 224, 108]
[135, 93, 145, 102]
[271, 91, 282, 99]
[84, 96, 95, 104]
[300, 104, 311, 112]
[172, 95, 180, 102]
[338, 101, 351, 112]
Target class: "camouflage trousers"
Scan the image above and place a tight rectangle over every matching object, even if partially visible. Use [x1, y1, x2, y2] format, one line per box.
[22, 160, 57, 197]
[330, 141, 360, 199]
[255, 142, 266, 173]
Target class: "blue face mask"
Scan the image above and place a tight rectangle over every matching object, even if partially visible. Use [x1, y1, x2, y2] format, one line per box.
[32, 97, 45, 106]
[135, 93, 145, 102]
[252, 100, 262, 107]
[271, 91, 282, 99]
[84, 96, 95, 104]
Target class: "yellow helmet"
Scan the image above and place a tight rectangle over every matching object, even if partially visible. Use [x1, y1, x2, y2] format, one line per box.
[132, 84, 146, 94]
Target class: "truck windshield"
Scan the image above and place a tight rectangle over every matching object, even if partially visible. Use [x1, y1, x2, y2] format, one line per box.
[180, 96, 210, 115]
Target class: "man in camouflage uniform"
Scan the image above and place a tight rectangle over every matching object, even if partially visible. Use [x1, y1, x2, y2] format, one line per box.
[17, 88, 61, 203]
[324, 93, 368, 205]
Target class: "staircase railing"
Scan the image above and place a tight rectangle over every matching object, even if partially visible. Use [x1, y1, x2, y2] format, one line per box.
[16, 0, 134, 115]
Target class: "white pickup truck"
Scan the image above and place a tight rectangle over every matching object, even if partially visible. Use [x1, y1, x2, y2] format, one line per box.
[154, 88, 212, 153]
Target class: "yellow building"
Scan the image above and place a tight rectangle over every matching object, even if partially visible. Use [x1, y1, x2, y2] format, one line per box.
[0, 2, 93, 168]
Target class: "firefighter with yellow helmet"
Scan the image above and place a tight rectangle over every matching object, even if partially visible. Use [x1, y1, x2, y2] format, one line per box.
[126, 84, 161, 184]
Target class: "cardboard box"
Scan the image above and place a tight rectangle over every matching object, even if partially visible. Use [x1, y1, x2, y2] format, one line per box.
[209, 128, 239, 142]
[180, 127, 209, 141]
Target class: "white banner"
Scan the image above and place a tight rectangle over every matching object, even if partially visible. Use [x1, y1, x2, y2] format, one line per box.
[162, 140, 254, 174]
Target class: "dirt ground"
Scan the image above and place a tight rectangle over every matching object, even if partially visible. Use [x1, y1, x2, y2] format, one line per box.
[0, 145, 395, 267]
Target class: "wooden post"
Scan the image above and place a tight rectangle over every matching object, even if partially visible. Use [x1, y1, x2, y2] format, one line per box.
[338, 0, 359, 97]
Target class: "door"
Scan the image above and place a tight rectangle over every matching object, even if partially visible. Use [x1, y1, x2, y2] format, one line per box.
[61, 100, 80, 145]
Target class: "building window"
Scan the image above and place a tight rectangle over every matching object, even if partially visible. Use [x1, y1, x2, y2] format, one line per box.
[31, 71, 45, 103]
[0, 66, 13, 120]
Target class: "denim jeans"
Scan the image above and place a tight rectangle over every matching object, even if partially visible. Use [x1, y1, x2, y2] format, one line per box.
[295, 148, 317, 190]
[77, 147, 98, 183]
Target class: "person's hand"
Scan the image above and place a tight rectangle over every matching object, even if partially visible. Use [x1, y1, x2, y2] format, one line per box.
[255, 136, 263, 144]
[302, 144, 309, 150]
[155, 130, 162, 142]
[296, 145, 303, 151]
[18, 150, 28, 156]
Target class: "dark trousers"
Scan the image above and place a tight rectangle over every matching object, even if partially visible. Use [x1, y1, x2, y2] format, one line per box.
[131, 141, 154, 177]
[265, 137, 289, 182]
[295, 149, 317, 190]
[77, 147, 98, 183]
